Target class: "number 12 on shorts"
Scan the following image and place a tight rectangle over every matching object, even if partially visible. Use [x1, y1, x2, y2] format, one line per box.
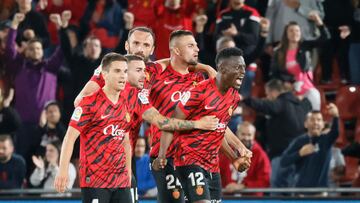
[188, 172, 205, 186]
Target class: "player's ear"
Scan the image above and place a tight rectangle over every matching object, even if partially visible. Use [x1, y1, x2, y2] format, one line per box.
[125, 41, 130, 52]
[173, 47, 181, 56]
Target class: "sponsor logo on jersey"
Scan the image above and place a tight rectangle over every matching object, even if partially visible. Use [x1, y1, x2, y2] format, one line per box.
[103, 124, 126, 140]
[171, 91, 191, 105]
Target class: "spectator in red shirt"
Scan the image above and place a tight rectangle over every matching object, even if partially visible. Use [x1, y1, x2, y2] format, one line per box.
[152, 0, 205, 59]
[222, 122, 271, 196]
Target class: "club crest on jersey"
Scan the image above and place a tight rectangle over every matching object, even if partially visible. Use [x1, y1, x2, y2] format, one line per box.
[228, 105, 233, 116]
[145, 72, 150, 82]
[138, 89, 149, 104]
[192, 81, 198, 87]
[71, 107, 82, 121]
[126, 112, 131, 122]
[171, 91, 191, 105]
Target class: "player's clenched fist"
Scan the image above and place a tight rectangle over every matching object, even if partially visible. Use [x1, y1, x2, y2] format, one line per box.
[54, 169, 69, 193]
[11, 13, 25, 29]
[232, 156, 251, 172]
[195, 115, 219, 131]
[152, 157, 167, 171]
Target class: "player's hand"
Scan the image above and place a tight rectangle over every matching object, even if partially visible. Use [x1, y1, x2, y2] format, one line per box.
[54, 169, 69, 193]
[236, 141, 253, 158]
[61, 10, 72, 28]
[299, 143, 316, 157]
[232, 156, 251, 172]
[11, 13, 25, 29]
[32, 155, 45, 169]
[327, 103, 339, 117]
[195, 115, 219, 131]
[152, 157, 167, 171]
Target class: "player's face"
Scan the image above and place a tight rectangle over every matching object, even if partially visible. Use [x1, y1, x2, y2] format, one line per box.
[126, 31, 155, 62]
[104, 61, 128, 91]
[127, 60, 146, 89]
[177, 35, 199, 66]
[46, 104, 61, 125]
[27, 41, 43, 62]
[219, 56, 246, 90]
[305, 113, 324, 137]
[84, 39, 101, 60]
[287, 25, 301, 43]
[134, 138, 146, 158]
[0, 140, 13, 162]
[237, 126, 255, 149]
[231, 0, 244, 9]
[45, 143, 59, 164]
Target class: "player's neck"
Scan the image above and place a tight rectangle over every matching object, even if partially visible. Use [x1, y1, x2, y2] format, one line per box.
[215, 74, 229, 95]
[102, 86, 120, 104]
[170, 58, 189, 75]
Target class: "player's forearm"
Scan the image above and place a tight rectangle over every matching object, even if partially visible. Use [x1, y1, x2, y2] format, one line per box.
[158, 131, 174, 158]
[225, 127, 245, 149]
[75, 81, 100, 104]
[220, 138, 238, 161]
[58, 133, 77, 172]
[193, 63, 217, 78]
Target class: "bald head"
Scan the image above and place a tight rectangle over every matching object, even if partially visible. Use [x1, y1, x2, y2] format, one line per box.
[237, 122, 256, 149]
[169, 30, 199, 66]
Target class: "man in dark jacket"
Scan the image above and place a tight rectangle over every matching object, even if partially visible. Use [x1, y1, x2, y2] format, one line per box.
[243, 79, 312, 187]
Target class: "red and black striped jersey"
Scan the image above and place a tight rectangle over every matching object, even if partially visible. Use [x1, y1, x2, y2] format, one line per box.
[174, 78, 241, 172]
[89, 63, 161, 150]
[69, 88, 132, 188]
[148, 64, 205, 158]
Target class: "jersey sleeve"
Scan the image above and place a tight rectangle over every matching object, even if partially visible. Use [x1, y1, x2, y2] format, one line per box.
[177, 87, 204, 118]
[69, 96, 94, 133]
[90, 66, 105, 88]
[134, 88, 153, 117]
[145, 62, 163, 82]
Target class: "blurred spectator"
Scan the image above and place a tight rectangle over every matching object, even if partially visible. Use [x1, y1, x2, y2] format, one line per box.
[215, 0, 261, 56]
[59, 10, 102, 121]
[224, 122, 271, 197]
[242, 79, 311, 187]
[30, 140, 76, 191]
[270, 15, 330, 110]
[126, 0, 156, 28]
[152, 0, 203, 59]
[0, 88, 21, 135]
[339, 0, 360, 85]
[266, 0, 325, 44]
[0, 0, 17, 21]
[79, 0, 124, 50]
[281, 103, 340, 188]
[328, 147, 345, 188]
[13, 0, 50, 48]
[36, 101, 65, 156]
[36, 0, 87, 45]
[4, 13, 64, 177]
[134, 137, 157, 197]
[0, 135, 26, 189]
[320, 0, 353, 83]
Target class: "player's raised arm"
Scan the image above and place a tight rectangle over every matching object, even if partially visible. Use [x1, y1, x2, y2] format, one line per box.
[141, 107, 218, 131]
[225, 127, 252, 158]
[54, 126, 80, 193]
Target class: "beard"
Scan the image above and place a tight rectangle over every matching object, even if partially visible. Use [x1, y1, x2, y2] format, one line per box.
[242, 140, 253, 150]
[0, 155, 8, 162]
[187, 59, 198, 66]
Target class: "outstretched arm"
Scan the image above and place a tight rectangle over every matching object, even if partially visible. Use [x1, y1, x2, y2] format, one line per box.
[74, 81, 100, 107]
[142, 107, 218, 131]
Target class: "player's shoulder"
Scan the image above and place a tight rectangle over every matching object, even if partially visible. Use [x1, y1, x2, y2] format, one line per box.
[79, 89, 102, 106]
[93, 66, 102, 76]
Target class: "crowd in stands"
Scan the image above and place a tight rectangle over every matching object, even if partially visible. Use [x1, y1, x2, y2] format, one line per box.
[0, 0, 360, 197]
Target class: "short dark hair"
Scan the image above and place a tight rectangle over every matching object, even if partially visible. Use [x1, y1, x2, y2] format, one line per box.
[128, 26, 155, 45]
[0, 134, 13, 145]
[101, 53, 127, 72]
[27, 38, 43, 45]
[215, 47, 243, 65]
[125, 54, 144, 62]
[44, 100, 60, 111]
[265, 79, 284, 92]
[216, 36, 235, 52]
[169, 30, 193, 44]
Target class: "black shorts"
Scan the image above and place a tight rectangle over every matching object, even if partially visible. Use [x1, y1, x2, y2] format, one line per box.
[176, 165, 222, 203]
[81, 187, 133, 203]
[131, 173, 138, 203]
[150, 157, 185, 203]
